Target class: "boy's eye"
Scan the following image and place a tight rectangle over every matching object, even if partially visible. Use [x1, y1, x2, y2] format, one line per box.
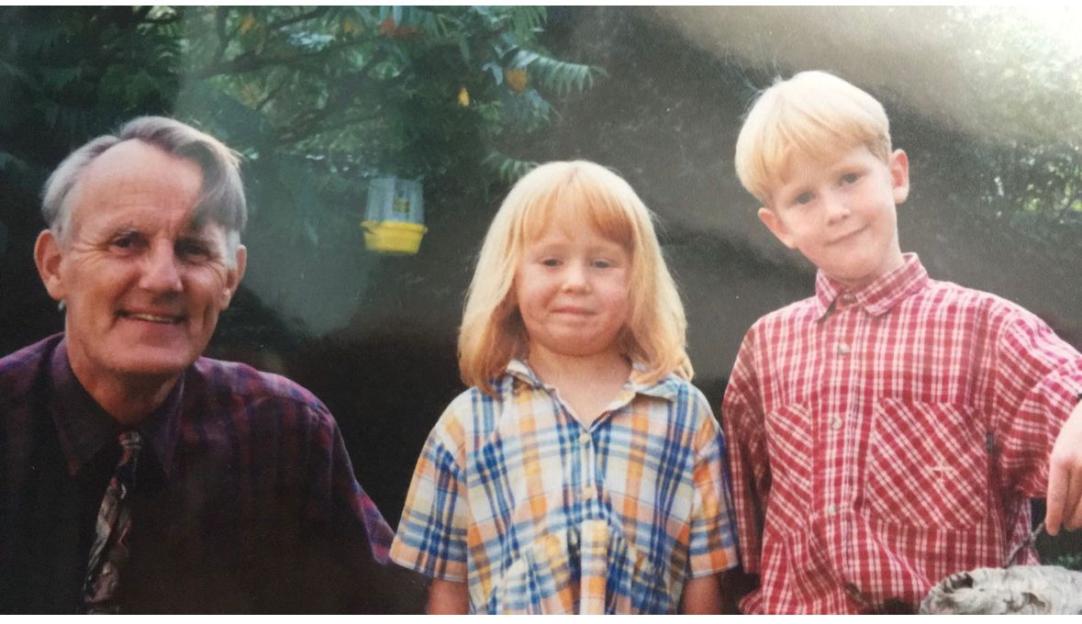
[793, 191, 815, 206]
[840, 172, 860, 185]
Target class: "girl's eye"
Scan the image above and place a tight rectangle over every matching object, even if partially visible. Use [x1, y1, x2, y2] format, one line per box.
[592, 259, 613, 269]
[540, 258, 561, 267]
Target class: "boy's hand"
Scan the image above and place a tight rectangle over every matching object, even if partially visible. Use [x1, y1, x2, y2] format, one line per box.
[1045, 400, 1082, 535]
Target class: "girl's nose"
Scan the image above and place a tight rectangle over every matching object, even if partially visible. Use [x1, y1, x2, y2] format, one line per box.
[560, 261, 590, 292]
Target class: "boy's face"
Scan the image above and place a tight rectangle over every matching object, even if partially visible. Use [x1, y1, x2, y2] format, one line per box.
[758, 145, 910, 291]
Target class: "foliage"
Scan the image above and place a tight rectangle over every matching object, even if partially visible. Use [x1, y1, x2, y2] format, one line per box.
[0, 6, 603, 248]
[0, 7, 183, 193]
[175, 6, 601, 183]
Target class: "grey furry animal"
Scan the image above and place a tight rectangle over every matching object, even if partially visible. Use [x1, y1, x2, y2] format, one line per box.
[920, 566, 1082, 614]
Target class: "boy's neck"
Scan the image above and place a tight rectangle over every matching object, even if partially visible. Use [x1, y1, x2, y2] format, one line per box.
[826, 247, 906, 292]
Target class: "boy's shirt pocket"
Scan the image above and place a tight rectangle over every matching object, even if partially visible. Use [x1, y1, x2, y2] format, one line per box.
[866, 399, 990, 530]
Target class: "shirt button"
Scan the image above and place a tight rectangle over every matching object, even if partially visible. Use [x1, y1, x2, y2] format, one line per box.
[583, 485, 597, 499]
[830, 416, 843, 430]
[836, 343, 851, 355]
[825, 504, 837, 515]
[840, 294, 855, 304]
[579, 432, 591, 444]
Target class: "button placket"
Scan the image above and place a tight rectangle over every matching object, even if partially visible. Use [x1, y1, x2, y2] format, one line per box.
[579, 428, 595, 501]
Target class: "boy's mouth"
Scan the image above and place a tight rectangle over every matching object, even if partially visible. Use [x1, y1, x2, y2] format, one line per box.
[828, 227, 866, 245]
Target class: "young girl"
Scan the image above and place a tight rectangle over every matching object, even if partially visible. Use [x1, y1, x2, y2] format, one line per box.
[389, 161, 738, 614]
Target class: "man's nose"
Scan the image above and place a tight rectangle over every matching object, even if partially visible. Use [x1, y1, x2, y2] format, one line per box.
[139, 242, 183, 293]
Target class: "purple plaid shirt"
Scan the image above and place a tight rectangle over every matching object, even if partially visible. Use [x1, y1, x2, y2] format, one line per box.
[0, 334, 395, 613]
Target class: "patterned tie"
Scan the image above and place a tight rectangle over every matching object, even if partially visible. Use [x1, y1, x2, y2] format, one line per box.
[82, 430, 142, 613]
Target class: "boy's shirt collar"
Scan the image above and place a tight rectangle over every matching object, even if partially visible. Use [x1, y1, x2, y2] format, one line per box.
[814, 253, 929, 320]
[505, 357, 678, 402]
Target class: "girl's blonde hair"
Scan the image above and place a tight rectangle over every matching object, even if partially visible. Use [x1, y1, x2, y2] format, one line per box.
[459, 160, 693, 394]
[735, 70, 892, 205]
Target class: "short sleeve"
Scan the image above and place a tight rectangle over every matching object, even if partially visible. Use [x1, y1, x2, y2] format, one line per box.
[686, 389, 739, 577]
[389, 404, 470, 581]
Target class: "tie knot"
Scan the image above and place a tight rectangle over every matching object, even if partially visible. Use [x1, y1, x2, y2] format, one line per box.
[118, 430, 142, 452]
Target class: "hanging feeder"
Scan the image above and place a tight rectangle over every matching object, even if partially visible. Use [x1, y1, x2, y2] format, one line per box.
[361, 176, 427, 254]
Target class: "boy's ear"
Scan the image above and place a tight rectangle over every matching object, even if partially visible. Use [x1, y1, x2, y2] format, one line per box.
[757, 206, 796, 249]
[33, 229, 67, 302]
[890, 149, 910, 205]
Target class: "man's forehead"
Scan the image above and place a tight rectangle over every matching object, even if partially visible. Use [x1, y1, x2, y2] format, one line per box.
[68, 140, 207, 225]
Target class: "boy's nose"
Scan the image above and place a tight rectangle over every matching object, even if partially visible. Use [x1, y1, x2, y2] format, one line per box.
[139, 243, 183, 293]
[823, 193, 852, 223]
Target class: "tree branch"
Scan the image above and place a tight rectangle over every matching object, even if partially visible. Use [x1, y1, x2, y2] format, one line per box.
[268, 109, 385, 148]
[192, 39, 367, 79]
[265, 7, 328, 31]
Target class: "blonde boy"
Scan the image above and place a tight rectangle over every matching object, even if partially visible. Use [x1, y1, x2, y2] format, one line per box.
[723, 70, 1082, 613]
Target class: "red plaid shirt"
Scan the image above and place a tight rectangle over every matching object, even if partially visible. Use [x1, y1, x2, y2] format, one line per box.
[722, 254, 1082, 613]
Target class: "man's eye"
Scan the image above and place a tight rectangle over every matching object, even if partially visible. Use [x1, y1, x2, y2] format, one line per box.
[177, 241, 211, 260]
[110, 234, 144, 252]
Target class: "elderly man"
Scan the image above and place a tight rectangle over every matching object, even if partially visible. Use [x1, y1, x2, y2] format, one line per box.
[0, 117, 399, 613]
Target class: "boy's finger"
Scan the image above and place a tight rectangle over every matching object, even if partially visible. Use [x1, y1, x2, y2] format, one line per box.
[1066, 467, 1082, 531]
[1045, 464, 1068, 535]
[1069, 495, 1082, 532]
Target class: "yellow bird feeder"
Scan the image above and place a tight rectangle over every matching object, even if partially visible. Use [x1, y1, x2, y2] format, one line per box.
[361, 177, 427, 254]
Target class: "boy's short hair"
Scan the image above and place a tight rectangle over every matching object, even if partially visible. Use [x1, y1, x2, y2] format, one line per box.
[459, 160, 693, 394]
[735, 70, 893, 205]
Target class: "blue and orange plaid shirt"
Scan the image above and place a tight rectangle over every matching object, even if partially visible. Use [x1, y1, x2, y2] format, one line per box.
[390, 359, 738, 614]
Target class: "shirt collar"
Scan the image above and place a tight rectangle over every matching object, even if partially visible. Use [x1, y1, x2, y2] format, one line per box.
[505, 357, 678, 402]
[49, 337, 185, 478]
[814, 253, 929, 320]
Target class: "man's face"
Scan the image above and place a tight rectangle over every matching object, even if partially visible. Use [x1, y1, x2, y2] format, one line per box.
[35, 140, 246, 387]
[758, 145, 910, 290]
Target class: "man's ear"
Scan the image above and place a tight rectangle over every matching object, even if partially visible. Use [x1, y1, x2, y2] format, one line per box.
[220, 244, 247, 309]
[757, 206, 796, 249]
[33, 229, 67, 302]
[890, 149, 910, 205]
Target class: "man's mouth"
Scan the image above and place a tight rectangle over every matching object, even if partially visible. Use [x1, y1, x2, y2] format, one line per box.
[120, 311, 184, 324]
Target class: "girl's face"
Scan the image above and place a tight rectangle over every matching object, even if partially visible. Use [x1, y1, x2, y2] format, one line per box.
[515, 217, 631, 362]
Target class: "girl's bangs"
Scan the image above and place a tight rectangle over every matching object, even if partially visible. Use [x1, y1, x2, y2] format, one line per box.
[518, 166, 635, 249]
